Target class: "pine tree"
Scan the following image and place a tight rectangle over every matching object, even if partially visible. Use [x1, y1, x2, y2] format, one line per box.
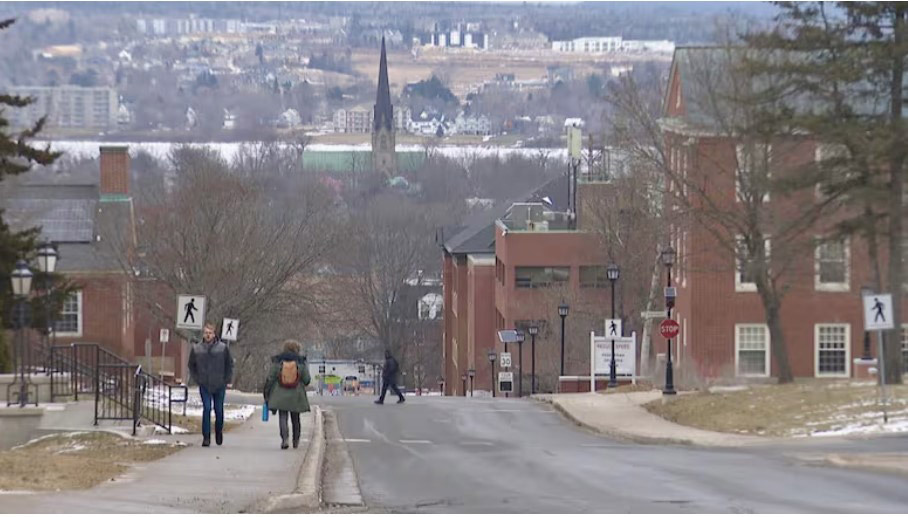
[0, 18, 62, 372]
[745, 2, 907, 383]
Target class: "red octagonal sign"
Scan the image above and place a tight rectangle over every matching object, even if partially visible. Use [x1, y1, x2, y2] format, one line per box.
[660, 319, 680, 339]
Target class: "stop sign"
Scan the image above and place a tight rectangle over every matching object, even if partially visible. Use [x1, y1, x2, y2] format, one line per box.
[660, 319, 680, 339]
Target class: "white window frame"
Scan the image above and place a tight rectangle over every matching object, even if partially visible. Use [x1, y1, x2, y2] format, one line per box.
[814, 236, 850, 292]
[735, 143, 772, 204]
[54, 290, 83, 338]
[735, 324, 770, 377]
[814, 323, 851, 378]
[735, 235, 770, 293]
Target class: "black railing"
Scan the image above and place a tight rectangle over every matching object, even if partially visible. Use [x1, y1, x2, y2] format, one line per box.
[43, 341, 185, 435]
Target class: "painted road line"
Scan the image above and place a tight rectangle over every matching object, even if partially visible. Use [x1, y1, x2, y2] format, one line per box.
[343, 438, 372, 443]
[461, 441, 495, 446]
[399, 439, 433, 444]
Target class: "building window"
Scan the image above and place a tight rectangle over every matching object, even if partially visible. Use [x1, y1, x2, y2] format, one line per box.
[735, 324, 769, 377]
[55, 291, 83, 337]
[815, 237, 850, 291]
[735, 143, 771, 203]
[735, 235, 770, 293]
[815, 324, 850, 377]
[579, 266, 608, 288]
[515, 266, 569, 288]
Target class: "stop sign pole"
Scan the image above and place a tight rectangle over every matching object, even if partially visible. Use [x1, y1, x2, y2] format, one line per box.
[661, 246, 677, 395]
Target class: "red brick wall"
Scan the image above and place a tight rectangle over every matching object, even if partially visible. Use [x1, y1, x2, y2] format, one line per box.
[99, 146, 130, 196]
[468, 257, 496, 391]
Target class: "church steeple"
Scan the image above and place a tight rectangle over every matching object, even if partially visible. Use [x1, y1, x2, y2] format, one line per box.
[374, 37, 393, 132]
[372, 36, 397, 178]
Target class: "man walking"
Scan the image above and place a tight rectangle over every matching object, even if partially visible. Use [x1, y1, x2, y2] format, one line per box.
[188, 322, 233, 446]
[374, 349, 405, 405]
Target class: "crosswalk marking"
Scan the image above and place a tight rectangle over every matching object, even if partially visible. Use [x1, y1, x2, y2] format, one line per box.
[399, 439, 432, 444]
[344, 438, 371, 443]
[460, 441, 494, 446]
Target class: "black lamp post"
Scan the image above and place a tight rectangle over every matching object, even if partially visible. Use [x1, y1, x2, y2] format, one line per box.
[516, 330, 525, 397]
[860, 286, 873, 360]
[607, 263, 620, 389]
[10, 260, 34, 407]
[488, 350, 497, 398]
[558, 301, 569, 377]
[36, 241, 58, 353]
[461, 373, 467, 397]
[528, 324, 539, 394]
[661, 246, 677, 395]
[468, 368, 475, 397]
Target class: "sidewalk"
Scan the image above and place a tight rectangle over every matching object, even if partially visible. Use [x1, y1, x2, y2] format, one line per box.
[536, 391, 908, 477]
[0, 407, 315, 513]
[535, 391, 774, 447]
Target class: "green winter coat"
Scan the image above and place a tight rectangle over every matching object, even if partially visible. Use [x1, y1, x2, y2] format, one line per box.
[264, 352, 311, 413]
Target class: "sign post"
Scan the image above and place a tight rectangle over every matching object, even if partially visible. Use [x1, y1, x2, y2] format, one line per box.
[863, 292, 894, 424]
[159, 328, 169, 377]
[499, 352, 512, 369]
[498, 371, 513, 394]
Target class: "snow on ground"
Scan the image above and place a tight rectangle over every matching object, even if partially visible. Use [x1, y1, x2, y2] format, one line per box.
[791, 409, 908, 437]
[37, 140, 567, 165]
[184, 392, 256, 421]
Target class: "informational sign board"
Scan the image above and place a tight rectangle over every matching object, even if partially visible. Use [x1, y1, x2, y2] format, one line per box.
[176, 294, 206, 330]
[591, 331, 637, 378]
[660, 319, 681, 339]
[498, 371, 514, 393]
[605, 319, 622, 337]
[159, 328, 170, 343]
[863, 293, 894, 331]
[500, 352, 512, 369]
[567, 125, 582, 160]
[221, 318, 239, 341]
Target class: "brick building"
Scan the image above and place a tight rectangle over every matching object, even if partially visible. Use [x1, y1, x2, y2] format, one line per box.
[4, 146, 187, 379]
[443, 175, 621, 395]
[659, 47, 908, 381]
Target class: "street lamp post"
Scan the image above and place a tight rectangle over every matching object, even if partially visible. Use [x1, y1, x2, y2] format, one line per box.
[36, 242, 58, 358]
[488, 350, 497, 398]
[607, 263, 620, 389]
[558, 301, 569, 377]
[528, 325, 538, 394]
[661, 246, 677, 395]
[461, 373, 467, 397]
[516, 330, 525, 397]
[10, 260, 34, 407]
[860, 286, 873, 360]
[468, 368, 475, 397]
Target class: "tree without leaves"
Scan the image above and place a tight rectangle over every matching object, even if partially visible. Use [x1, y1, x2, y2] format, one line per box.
[606, 41, 841, 383]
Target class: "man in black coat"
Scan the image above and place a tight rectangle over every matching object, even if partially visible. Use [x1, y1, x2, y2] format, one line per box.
[375, 349, 405, 405]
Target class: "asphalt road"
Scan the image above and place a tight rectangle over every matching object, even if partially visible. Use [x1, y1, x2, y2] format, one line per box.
[315, 394, 908, 513]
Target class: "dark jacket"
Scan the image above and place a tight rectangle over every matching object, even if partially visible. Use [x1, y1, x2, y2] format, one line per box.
[382, 354, 399, 383]
[188, 338, 233, 392]
[264, 352, 311, 413]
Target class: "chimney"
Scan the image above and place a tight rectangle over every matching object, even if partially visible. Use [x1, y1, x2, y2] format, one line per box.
[99, 145, 130, 197]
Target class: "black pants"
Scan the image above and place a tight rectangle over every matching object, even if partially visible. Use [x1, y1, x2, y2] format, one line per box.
[378, 379, 404, 402]
[278, 410, 301, 442]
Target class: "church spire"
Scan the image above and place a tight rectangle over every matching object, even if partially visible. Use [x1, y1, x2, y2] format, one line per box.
[374, 36, 393, 131]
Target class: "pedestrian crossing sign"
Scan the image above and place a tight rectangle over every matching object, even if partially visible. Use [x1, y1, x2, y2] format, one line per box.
[863, 293, 894, 331]
[176, 294, 206, 331]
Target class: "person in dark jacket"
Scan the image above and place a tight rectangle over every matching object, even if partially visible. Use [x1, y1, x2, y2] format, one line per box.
[188, 322, 233, 447]
[375, 349, 405, 405]
[264, 340, 311, 449]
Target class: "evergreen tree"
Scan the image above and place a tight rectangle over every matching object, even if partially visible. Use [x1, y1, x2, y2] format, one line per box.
[0, 18, 63, 372]
[745, 2, 907, 383]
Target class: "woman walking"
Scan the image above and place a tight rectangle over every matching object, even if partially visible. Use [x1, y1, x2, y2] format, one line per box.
[264, 340, 311, 449]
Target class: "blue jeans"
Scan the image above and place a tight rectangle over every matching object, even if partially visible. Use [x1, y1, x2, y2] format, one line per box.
[199, 385, 226, 438]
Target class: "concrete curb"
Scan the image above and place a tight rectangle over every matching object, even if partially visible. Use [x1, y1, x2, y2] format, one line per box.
[252, 405, 326, 513]
[542, 397, 698, 447]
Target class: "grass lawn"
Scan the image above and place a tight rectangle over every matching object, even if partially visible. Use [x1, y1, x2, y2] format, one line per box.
[0, 432, 184, 492]
[644, 381, 908, 437]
